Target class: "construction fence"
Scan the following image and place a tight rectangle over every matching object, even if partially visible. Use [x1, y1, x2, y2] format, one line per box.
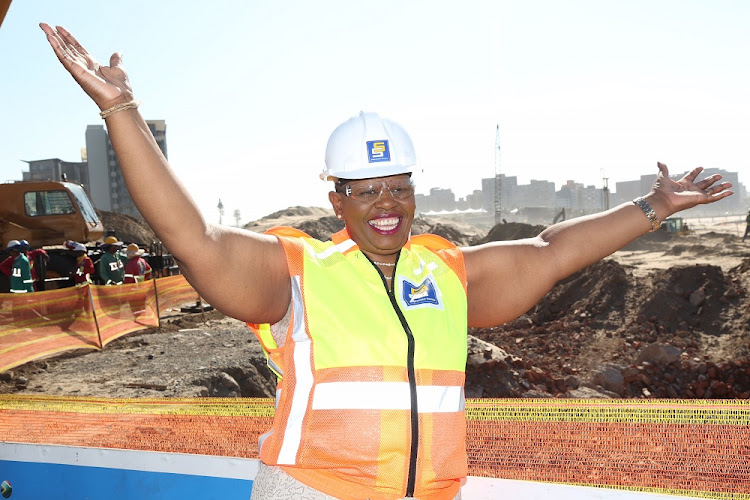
[0, 275, 200, 372]
[0, 395, 748, 499]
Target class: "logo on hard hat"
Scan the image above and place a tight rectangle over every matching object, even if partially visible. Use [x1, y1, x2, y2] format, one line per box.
[367, 140, 390, 163]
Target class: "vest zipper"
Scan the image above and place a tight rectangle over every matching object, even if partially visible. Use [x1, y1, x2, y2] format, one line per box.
[367, 253, 419, 497]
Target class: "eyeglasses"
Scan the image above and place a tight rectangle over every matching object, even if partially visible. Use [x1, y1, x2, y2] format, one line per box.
[340, 179, 415, 203]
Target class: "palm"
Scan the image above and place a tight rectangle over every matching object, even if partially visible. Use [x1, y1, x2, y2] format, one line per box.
[40, 24, 133, 110]
[652, 162, 732, 213]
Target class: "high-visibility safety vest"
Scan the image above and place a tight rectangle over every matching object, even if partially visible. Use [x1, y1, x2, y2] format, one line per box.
[10, 254, 34, 293]
[249, 227, 468, 500]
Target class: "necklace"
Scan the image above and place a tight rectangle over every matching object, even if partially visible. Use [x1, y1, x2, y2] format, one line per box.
[372, 261, 396, 267]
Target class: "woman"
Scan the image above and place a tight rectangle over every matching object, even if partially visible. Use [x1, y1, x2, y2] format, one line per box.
[40, 24, 732, 500]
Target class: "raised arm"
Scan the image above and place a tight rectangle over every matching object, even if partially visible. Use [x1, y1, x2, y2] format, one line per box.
[40, 24, 290, 323]
[462, 162, 732, 327]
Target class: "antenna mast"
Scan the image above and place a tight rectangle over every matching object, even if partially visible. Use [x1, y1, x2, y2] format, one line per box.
[494, 125, 502, 225]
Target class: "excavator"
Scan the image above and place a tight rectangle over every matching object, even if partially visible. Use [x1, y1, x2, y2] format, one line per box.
[552, 207, 566, 224]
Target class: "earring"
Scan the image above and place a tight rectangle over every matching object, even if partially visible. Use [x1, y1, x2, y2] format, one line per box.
[337, 214, 343, 219]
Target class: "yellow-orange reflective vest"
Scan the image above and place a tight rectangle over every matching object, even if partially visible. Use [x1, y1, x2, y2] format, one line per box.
[249, 228, 468, 500]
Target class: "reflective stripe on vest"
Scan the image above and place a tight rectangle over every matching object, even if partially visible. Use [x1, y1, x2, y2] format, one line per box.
[312, 382, 464, 412]
[276, 275, 312, 465]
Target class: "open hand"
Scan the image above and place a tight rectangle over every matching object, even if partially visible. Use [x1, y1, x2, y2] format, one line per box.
[40, 23, 133, 111]
[651, 162, 733, 215]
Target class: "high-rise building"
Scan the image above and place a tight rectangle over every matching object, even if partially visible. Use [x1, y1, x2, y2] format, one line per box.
[85, 120, 167, 218]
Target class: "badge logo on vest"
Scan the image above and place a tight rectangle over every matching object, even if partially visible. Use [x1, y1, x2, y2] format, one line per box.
[366, 140, 390, 163]
[399, 276, 443, 310]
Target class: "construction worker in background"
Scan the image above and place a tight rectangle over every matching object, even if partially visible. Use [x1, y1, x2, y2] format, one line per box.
[0, 240, 34, 293]
[25, 240, 50, 291]
[42, 24, 734, 500]
[123, 243, 152, 283]
[743, 209, 750, 242]
[68, 241, 94, 285]
[98, 236, 124, 285]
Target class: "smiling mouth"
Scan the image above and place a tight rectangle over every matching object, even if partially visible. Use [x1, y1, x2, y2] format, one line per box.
[369, 216, 401, 233]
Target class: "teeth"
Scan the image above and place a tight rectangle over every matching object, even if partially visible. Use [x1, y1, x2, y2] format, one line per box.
[369, 217, 399, 230]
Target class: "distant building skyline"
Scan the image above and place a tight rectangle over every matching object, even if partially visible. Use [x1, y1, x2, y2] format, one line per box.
[14, 127, 746, 223]
[417, 168, 746, 218]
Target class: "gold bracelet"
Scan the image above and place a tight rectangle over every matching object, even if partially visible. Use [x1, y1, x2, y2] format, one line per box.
[99, 99, 141, 119]
[633, 197, 661, 232]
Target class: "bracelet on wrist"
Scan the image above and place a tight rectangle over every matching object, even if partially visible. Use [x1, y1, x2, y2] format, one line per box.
[633, 197, 661, 232]
[99, 99, 141, 119]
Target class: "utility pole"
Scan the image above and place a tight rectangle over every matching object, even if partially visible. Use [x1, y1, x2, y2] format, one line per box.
[233, 209, 241, 228]
[494, 125, 502, 226]
[601, 170, 610, 211]
[217, 199, 224, 225]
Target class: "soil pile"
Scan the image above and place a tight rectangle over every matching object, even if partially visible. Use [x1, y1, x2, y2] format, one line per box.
[96, 210, 157, 246]
[473, 221, 547, 244]
[469, 255, 750, 398]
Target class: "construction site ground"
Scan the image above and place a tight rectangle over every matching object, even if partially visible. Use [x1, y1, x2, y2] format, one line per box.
[1, 208, 748, 400]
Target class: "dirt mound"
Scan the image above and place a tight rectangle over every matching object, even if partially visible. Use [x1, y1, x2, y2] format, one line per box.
[532, 260, 629, 327]
[636, 265, 732, 334]
[473, 222, 546, 245]
[260, 206, 332, 220]
[702, 231, 740, 244]
[294, 216, 345, 241]
[411, 220, 476, 246]
[96, 210, 157, 246]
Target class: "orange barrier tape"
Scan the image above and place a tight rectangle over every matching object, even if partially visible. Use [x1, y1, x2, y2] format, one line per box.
[0, 395, 273, 458]
[155, 275, 200, 311]
[0, 287, 100, 371]
[90, 282, 159, 347]
[465, 399, 750, 499]
[0, 276, 200, 372]
[0, 395, 748, 499]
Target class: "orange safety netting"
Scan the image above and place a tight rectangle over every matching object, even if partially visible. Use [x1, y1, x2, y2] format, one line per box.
[0, 287, 100, 371]
[90, 281, 159, 347]
[0, 275, 200, 372]
[0, 395, 748, 499]
[155, 274, 201, 311]
[466, 399, 750, 499]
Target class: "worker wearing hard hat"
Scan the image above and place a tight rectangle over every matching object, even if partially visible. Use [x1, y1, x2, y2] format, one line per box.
[23, 240, 49, 291]
[123, 243, 152, 284]
[1, 240, 34, 293]
[98, 236, 124, 285]
[67, 241, 94, 285]
[41, 24, 734, 500]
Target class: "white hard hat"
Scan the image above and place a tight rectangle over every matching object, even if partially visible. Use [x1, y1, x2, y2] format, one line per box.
[321, 111, 416, 181]
[5, 240, 21, 250]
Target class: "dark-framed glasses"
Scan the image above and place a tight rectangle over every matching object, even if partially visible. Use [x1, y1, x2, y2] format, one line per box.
[342, 179, 415, 203]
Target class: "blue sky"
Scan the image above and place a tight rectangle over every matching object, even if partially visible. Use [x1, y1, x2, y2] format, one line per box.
[1, 1, 748, 222]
